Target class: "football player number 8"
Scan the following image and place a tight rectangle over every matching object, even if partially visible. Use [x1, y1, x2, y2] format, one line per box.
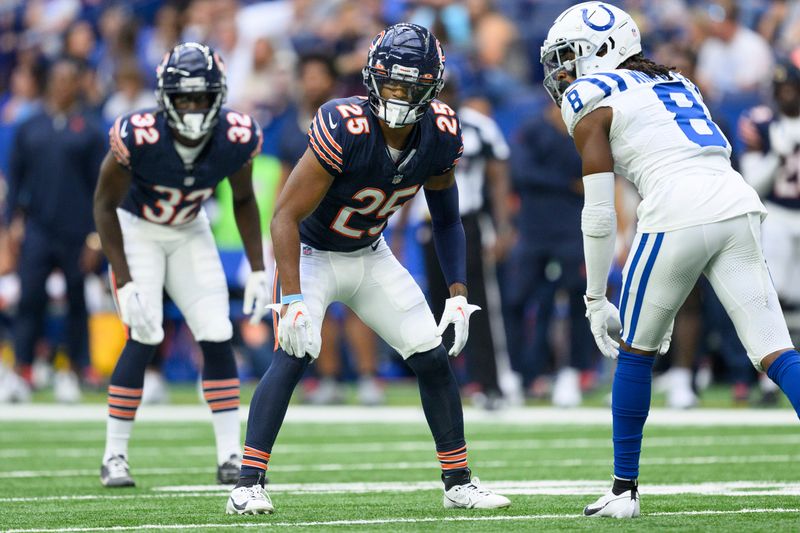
[653, 83, 726, 148]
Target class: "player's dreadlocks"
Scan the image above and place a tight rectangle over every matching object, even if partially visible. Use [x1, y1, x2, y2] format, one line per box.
[619, 53, 674, 79]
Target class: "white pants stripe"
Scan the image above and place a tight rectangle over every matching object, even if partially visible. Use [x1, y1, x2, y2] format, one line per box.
[618, 213, 793, 369]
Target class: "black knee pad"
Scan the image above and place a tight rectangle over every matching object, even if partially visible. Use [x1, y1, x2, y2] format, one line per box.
[405, 344, 451, 381]
[200, 340, 237, 381]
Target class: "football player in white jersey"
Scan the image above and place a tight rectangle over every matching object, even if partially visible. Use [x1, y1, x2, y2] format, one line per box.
[740, 59, 800, 311]
[541, 2, 800, 518]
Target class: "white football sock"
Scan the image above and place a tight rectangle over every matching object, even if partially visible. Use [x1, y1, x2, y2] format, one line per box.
[212, 409, 241, 464]
[104, 418, 134, 462]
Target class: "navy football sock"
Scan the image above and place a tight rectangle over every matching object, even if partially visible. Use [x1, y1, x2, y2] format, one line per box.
[405, 344, 468, 484]
[240, 349, 310, 479]
[612, 349, 656, 480]
[766, 349, 800, 417]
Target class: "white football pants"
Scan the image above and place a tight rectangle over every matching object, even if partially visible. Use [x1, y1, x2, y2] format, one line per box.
[115, 208, 232, 345]
[761, 202, 800, 306]
[619, 213, 792, 369]
[277, 237, 441, 359]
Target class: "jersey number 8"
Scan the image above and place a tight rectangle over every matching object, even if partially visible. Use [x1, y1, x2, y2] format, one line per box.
[653, 83, 726, 148]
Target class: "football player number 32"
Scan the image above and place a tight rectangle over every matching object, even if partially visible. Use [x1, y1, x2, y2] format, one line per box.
[143, 186, 214, 225]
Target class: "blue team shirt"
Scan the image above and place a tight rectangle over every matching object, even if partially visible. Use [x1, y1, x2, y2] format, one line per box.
[109, 107, 262, 225]
[302, 96, 463, 252]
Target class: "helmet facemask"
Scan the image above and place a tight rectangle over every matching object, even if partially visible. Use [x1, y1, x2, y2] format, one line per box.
[541, 40, 583, 106]
[156, 43, 227, 141]
[364, 64, 442, 128]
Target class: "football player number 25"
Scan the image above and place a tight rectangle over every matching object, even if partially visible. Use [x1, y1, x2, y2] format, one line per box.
[143, 185, 214, 225]
[653, 83, 726, 148]
[331, 186, 420, 239]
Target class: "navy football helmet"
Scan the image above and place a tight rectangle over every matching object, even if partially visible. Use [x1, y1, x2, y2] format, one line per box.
[773, 58, 800, 118]
[156, 42, 226, 140]
[362, 23, 445, 128]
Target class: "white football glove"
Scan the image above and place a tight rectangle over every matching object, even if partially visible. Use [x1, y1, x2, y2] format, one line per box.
[266, 301, 319, 358]
[243, 270, 271, 325]
[435, 295, 481, 357]
[116, 282, 158, 340]
[584, 296, 622, 359]
[658, 319, 674, 356]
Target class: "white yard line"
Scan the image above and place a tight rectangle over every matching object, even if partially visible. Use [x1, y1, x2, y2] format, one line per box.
[4, 508, 800, 533]
[3, 454, 800, 479]
[3, 433, 800, 459]
[4, 480, 800, 504]
[0, 405, 797, 425]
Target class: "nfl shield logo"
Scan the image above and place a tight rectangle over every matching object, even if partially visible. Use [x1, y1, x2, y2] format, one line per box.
[302, 245, 313, 256]
[184, 176, 196, 186]
[392, 173, 403, 184]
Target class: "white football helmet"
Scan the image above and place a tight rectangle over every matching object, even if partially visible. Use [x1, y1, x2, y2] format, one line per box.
[541, 2, 641, 105]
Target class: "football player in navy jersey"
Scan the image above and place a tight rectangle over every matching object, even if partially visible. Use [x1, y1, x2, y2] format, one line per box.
[226, 23, 510, 514]
[93, 42, 270, 487]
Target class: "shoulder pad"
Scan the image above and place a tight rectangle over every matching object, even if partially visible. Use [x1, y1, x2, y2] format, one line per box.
[108, 109, 160, 167]
[220, 109, 263, 163]
[427, 99, 464, 175]
[561, 75, 625, 136]
[307, 98, 366, 176]
[745, 105, 774, 126]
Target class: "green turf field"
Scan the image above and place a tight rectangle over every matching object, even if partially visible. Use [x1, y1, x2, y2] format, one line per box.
[2, 410, 800, 532]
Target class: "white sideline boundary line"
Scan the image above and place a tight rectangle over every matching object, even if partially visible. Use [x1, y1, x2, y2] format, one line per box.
[4, 508, 800, 533]
[0, 405, 797, 425]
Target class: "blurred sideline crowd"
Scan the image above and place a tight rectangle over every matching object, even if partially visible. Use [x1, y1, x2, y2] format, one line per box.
[0, 0, 799, 409]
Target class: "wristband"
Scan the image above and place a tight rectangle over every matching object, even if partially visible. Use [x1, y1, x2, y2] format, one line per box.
[280, 294, 304, 305]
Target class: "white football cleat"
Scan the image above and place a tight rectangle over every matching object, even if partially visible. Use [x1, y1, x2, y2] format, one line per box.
[552, 367, 582, 407]
[54, 370, 81, 404]
[443, 477, 511, 509]
[226, 482, 274, 515]
[100, 455, 135, 488]
[583, 482, 640, 518]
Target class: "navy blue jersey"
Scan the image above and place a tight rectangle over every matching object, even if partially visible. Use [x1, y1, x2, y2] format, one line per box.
[109, 107, 262, 225]
[743, 105, 800, 210]
[302, 96, 463, 252]
[8, 109, 105, 240]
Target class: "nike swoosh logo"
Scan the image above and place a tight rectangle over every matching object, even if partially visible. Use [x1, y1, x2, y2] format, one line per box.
[230, 498, 247, 511]
[370, 241, 380, 251]
[120, 120, 129, 138]
[327, 113, 338, 130]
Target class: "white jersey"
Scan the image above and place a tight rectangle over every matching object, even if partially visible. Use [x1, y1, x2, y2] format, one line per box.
[561, 69, 766, 233]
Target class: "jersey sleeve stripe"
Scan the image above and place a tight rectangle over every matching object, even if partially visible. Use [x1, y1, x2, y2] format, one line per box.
[594, 72, 628, 92]
[109, 117, 131, 166]
[311, 117, 343, 165]
[309, 134, 343, 174]
[315, 110, 343, 153]
[576, 77, 613, 97]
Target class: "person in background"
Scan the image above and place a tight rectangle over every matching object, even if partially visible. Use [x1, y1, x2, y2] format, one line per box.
[505, 102, 595, 407]
[417, 78, 516, 409]
[101, 59, 157, 126]
[3, 57, 105, 403]
[276, 53, 383, 406]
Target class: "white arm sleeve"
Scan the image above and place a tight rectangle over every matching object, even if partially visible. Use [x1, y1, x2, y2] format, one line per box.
[739, 151, 779, 197]
[581, 172, 617, 299]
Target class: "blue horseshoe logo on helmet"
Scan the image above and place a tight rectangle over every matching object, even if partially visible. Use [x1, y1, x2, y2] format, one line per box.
[582, 4, 615, 31]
